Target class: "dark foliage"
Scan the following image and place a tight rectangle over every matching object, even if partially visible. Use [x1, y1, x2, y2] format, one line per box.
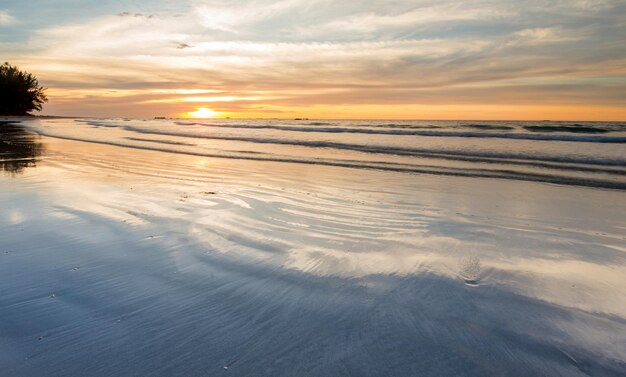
[0, 62, 48, 115]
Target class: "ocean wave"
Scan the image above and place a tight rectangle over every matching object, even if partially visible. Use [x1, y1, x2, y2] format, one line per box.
[143, 122, 626, 142]
[125, 137, 195, 146]
[354, 123, 442, 129]
[177, 121, 445, 134]
[35, 130, 626, 190]
[305, 122, 334, 126]
[461, 124, 516, 130]
[524, 125, 612, 134]
[123, 126, 626, 167]
[80, 120, 123, 128]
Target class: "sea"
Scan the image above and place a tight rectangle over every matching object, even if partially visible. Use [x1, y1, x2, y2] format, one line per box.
[33, 118, 626, 189]
[1, 117, 625, 376]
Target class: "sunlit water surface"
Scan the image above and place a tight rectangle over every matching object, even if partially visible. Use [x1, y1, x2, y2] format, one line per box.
[1, 118, 625, 376]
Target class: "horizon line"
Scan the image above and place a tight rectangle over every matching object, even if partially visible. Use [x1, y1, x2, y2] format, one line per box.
[23, 115, 626, 123]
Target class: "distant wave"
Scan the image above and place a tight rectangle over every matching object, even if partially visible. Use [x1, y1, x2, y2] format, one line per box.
[161, 122, 626, 143]
[125, 137, 195, 146]
[123, 126, 626, 167]
[524, 125, 612, 134]
[79, 120, 123, 128]
[462, 124, 515, 130]
[353, 124, 442, 129]
[305, 122, 334, 126]
[176, 121, 442, 130]
[35, 130, 626, 190]
[175, 122, 445, 133]
[51, 119, 626, 189]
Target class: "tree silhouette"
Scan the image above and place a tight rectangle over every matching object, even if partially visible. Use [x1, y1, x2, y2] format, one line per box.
[0, 62, 48, 116]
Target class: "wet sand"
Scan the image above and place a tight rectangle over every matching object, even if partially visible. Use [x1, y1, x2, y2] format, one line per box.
[1, 120, 625, 376]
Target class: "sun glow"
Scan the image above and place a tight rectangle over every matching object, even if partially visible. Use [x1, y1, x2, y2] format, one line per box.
[185, 107, 220, 118]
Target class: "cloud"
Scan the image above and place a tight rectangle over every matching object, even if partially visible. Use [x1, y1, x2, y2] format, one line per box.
[193, 0, 313, 32]
[513, 27, 585, 45]
[312, 3, 510, 36]
[3, 0, 626, 119]
[174, 42, 192, 49]
[0, 10, 15, 26]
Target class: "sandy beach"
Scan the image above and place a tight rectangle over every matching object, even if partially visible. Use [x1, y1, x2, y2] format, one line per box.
[1, 118, 625, 376]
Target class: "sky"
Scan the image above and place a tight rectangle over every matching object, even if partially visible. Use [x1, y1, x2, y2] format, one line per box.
[1, 0, 625, 120]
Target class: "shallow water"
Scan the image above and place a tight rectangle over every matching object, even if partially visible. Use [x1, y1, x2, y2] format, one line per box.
[1, 118, 625, 376]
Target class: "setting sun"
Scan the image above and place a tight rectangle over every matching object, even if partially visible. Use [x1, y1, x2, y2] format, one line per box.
[185, 107, 220, 118]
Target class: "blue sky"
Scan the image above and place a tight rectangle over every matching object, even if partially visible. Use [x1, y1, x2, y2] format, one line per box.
[1, 0, 625, 119]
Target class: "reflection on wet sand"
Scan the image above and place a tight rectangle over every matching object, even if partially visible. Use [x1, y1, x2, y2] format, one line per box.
[0, 119, 625, 376]
[0, 121, 43, 174]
